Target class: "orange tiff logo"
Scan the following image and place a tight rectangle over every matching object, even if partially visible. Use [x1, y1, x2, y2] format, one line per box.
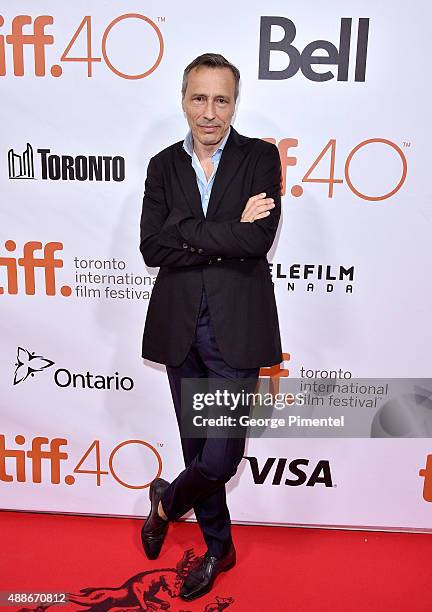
[419, 455, 432, 502]
[0, 435, 68, 483]
[0, 240, 71, 296]
[0, 15, 53, 76]
[263, 137, 407, 202]
[0, 14, 163, 79]
[0, 434, 162, 489]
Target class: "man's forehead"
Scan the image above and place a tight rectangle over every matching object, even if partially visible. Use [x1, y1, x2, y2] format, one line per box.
[188, 66, 234, 85]
[186, 68, 234, 96]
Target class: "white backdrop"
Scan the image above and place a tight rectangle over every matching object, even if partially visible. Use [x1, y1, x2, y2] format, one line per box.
[1, 1, 432, 530]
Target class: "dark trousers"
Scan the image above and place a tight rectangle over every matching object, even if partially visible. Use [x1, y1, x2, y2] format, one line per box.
[161, 285, 260, 558]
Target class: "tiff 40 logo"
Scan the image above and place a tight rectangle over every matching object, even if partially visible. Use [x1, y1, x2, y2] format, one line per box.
[0, 13, 163, 79]
[267, 137, 408, 202]
[0, 434, 162, 489]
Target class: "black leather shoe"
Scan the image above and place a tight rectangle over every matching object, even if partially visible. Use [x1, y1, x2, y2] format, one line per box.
[141, 478, 170, 560]
[179, 542, 236, 601]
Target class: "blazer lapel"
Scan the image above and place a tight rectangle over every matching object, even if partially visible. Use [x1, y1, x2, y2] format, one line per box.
[173, 146, 205, 220]
[173, 125, 248, 221]
[205, 126, 247, 220]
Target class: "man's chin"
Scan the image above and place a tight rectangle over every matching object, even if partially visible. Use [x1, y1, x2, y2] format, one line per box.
[194, 129, 224, 145]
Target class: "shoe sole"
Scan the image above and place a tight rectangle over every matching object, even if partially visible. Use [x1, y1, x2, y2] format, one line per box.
[179, 557, 236, 601]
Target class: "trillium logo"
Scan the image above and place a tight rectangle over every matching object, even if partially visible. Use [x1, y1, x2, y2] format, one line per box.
[13, 346, 54, 385]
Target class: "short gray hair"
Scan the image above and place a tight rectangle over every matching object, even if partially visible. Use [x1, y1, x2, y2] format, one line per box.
[181, 53, 240, 102]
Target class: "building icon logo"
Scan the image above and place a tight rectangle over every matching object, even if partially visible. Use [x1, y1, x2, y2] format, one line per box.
[8, 142, 35, 179]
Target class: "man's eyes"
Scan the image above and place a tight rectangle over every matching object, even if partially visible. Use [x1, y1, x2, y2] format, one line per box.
[194, 97, 227, 103]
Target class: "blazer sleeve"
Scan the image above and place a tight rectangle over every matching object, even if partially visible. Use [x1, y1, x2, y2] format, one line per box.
[139, 155, 210, 268]
[157, 143, 282, 258]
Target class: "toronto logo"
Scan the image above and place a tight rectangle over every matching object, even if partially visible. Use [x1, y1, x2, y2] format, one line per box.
[8, 142, 125, 181]
[13, 347, 54, 385]
[17, 549, 234, 611]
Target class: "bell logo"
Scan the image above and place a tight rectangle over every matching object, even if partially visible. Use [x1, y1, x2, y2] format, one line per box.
[259, 16, 369, 82]
[0, 240, 71, 296]
[419, 455, 432, 502]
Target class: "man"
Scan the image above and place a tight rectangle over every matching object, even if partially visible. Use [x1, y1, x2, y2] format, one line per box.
[139, 53, 282, 602]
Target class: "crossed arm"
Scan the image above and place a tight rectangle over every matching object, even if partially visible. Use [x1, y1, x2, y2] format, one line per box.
[139, 143, 282, 268]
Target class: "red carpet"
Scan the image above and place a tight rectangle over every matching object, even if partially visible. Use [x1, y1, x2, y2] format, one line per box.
[1, 510, 431, 611]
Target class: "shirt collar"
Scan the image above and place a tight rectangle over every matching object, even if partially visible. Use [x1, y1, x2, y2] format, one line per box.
[183, 125, 231, 158]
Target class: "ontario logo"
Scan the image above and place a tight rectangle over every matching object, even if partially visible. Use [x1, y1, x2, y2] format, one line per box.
[13, 347, 134, 391]
[8, 142, 125, 181]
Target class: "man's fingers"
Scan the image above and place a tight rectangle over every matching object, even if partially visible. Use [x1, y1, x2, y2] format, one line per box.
[241, 200, 274, 221]
[253, 211, 271, 220]
[250, 210, 272, 221]
[242, 192, 268, 214]
[253, 200, 275, 214]
[242, 196, 274, 218]
[240, 210, 271, 223]
[241, 201, 274, 223]
[244, 205, 273, 221]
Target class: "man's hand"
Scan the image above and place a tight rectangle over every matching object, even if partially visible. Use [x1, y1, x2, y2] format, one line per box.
[240, 192, 275, 223]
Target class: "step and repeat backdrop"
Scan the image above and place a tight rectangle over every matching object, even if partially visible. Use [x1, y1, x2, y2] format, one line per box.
[1, 1, 432, 530]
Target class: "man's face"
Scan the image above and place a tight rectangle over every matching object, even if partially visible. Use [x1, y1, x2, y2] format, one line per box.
[182, 66, 236, 149]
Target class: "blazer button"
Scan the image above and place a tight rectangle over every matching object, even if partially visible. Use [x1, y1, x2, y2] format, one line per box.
[182, 243, 188, 249]
[240, 258, 244, 262]
[190, 247, 196, 252]
[198, 248, 204, 254]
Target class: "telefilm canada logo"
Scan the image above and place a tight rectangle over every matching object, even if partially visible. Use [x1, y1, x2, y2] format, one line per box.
[13, 347, 134, 391]
[8, 142, 125, 181]
[269, 262, 355, 294]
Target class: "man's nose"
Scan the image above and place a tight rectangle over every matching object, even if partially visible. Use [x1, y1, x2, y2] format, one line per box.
[203, 99, 216, 120]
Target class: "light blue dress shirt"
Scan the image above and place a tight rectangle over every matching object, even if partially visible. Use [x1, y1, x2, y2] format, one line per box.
[182, 125, 231, 216]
